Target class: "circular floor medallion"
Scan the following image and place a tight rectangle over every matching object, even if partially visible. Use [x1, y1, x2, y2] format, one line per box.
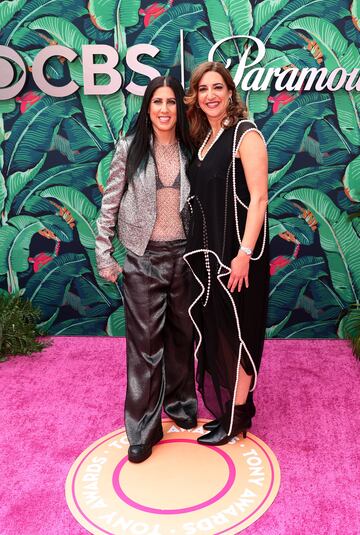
[66, 419, 280, 535]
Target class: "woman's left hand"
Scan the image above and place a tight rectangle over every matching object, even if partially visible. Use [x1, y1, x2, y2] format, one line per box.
[228, 252, 250, 293]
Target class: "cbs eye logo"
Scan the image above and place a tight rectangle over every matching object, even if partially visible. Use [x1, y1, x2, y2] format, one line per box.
[0, 44, 163, 99]
[0, 46, 27, 100]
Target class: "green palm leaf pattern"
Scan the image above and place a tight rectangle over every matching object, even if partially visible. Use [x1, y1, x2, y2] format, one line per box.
[62, 117, 107, 151]
[268, 256, 328, 326]
[225, 0, 253, 37]
[288, 17, 360, 144]
[0, 172, 6, 215]
[48, 317, 108, 335]
[80, 89, 126, 144]
[4, 157, 46, 218]
[122, 94, 142, 135]
[12, 163, 98, 215]
[88, 0, 141, 30]
[11, 28, 50, 50]
[351, 0, 360, 24]
[337, 306, 360, 349]
[308, 279, 345, 310]
[252, 0, 289, 36]
[269, 165, 345, 201]
[107, 305, 125, 336]
[39, 186, 98, 249]
[0, 0, 26, 31]
[203, 0, 249, 58]
[4, 96, 79, 174]
[0, 0, 359, 337]
[24, 253, 89, 319]
[280, 320, 338, 338]
[187, 30, 228, 66]
[315, 119, 357, 154]
[0, 215, 45, 275]
[3, 0, 87, 45]
[259, 0, 350, 45]
[269, 216, 315, 245]
[284, 188, 360, 305]
[96, 152, 114, 192]
[262, 93, 333, 171]
[28, 16, 89, 54]
[128, 3, 207, 87]
[74, 276, 115, 308]
[268, 157, 296, 189]
[38, 214, 73, 242]
[343, 155, 360, 202]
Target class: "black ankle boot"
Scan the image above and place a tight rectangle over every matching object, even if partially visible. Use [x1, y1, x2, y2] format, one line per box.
[203, 418, 220, 431]
[203, 395, 255, 432]
[197, 401, 253, 446]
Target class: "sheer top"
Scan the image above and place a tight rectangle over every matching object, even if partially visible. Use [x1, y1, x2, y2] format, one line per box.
[150, 140, 185, 241]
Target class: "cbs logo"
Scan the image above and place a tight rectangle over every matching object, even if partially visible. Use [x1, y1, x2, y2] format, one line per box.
[0, 46, 27, 100]
[0, 44, 163, 99]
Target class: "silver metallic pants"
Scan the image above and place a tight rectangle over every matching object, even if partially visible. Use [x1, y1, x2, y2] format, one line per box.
[123, 240, 197, 446]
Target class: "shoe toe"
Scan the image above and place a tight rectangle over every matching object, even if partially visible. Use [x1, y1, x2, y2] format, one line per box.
[197, 426, 228, 446]
[173, 417, 197, 429]
[128, 445, 152, 463]
[203, 419, 220, 431]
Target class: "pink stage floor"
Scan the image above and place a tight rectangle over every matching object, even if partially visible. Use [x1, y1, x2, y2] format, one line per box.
[1, 338, 359, 535]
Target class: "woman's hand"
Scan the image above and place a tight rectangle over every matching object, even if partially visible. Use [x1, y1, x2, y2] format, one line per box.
[227, 252, 250, 293]
[99, 263, 122, 283]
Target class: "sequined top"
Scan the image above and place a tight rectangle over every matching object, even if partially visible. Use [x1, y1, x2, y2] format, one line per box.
[150, 140, 185, 241]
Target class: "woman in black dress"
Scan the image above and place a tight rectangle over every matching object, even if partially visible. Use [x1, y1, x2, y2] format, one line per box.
[184, 62, 269, 445]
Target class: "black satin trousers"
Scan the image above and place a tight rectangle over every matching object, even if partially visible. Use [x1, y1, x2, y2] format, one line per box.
[123, 240, 197, 446]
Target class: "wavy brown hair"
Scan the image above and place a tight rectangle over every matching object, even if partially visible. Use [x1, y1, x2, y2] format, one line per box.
[185, 61, 247, 146]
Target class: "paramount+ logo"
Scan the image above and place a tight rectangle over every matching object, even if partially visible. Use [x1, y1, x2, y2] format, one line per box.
[1, 35, 360, 100]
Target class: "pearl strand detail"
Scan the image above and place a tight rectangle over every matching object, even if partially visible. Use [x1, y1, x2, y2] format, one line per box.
[187, 196, 211, 306]
[232, 121, 268, 262]
[198, 127, 225, 161]
[183, 247, 259, 412]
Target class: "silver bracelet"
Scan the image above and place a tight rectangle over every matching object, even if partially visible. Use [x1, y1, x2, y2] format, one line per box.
[239, 245, 253, 256]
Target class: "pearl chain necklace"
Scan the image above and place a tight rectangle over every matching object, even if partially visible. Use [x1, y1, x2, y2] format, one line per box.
[198, 127, 224, 161]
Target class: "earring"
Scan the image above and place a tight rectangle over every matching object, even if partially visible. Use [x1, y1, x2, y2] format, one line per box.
[228, 95, 233, 104]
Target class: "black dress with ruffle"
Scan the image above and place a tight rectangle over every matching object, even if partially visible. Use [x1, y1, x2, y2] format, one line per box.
[184, 120, 269, 420]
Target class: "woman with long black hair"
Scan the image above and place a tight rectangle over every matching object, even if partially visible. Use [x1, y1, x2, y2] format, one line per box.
[96, 76, 197, 463]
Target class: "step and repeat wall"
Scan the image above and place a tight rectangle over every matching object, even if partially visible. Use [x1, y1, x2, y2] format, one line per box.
[0, 0, 359, 338]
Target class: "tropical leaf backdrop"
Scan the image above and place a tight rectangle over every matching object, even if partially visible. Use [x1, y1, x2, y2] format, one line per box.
[0, 0, 359, 338]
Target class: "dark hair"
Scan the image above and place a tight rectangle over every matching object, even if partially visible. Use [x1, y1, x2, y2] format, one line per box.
[125, 76, 194, 182]
[184, 61, 247, 146]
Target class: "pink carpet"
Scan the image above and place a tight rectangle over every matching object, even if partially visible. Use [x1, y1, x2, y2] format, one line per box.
[1, 339, 359, 535]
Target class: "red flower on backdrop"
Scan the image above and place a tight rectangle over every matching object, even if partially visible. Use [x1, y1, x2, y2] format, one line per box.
[28, 239, 61, 272]
[28, 253, 55, 273]
[268, 91, 296, 114]
[270, 243, 300, 276]
[270, 255, 292, 276]
[139, 1, 173, 27]
[15, 91, 42, 114]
